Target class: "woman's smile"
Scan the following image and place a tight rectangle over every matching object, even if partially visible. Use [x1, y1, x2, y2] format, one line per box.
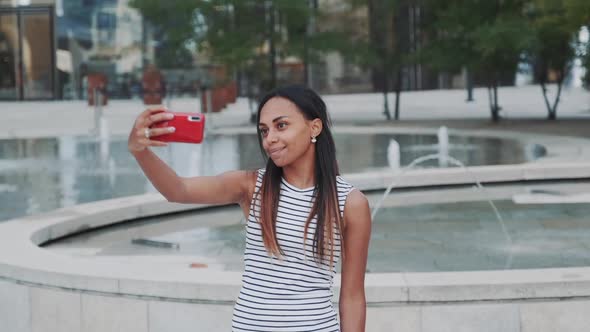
[268, 146, 286, 158]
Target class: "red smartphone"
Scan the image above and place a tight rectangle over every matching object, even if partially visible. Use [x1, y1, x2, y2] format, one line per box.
[150, 111, 206, 144]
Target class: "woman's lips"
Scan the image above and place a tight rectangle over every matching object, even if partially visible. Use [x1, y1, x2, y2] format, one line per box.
[268, 147, 285, 157]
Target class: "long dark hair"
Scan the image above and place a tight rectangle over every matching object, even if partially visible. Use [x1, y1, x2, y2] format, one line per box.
[255, 85, 343, 267]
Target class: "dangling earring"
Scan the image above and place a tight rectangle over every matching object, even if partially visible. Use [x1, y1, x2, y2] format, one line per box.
[311, 136, 317, 143]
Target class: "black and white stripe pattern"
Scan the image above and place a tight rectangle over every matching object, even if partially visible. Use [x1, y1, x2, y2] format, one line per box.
[232, 169, 354, 332]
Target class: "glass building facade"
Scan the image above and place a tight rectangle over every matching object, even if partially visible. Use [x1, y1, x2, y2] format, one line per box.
[0, 3, 56, 100]
[0, 0, 185, 101]
[0, 0, 371, 101]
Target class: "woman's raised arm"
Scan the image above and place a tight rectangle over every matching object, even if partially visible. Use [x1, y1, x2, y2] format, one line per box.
[129, 108, 254, 206]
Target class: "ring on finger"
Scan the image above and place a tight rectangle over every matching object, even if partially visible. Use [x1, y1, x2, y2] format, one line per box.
[144, 128, 150, 139]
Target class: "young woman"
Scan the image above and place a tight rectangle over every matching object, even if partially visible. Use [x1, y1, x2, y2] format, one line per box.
[128, 85, 372, 331]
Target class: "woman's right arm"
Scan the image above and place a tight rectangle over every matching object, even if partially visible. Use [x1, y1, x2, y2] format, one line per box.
[128, 108, 253, 206]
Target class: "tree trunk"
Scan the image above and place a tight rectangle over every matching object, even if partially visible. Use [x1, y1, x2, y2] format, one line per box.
[541, 81, 563, 121]
[549, 79, 563, 120]
[488, 80, 500, 122]
[493, 83, 500, 122]
[466, 67, 474, 102]
[540, 80, 553, 119]
[542, 69, 565, 121]
[487, 85, 493, 113]
[383, 74, 391, 120]
[394, 68, 402, 120]
[368, 0, 388, 91]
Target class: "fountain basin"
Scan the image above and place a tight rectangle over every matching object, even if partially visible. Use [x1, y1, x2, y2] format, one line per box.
[1, 125, 573, 222]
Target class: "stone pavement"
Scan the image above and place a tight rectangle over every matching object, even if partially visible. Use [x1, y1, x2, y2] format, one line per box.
[1, 85, 589, 139]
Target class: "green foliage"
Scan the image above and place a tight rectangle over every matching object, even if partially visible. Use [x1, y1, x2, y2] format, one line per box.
[418, 0, 481, 72]
[474, 16, 534, 74]
[367, 0, 405, 68]
[526, 0, 578, 82]
[128, 0, 200, 68]
[564, 0, 590, 27]
[316, 0, 377, 68]
[524, 0, 585, 118]
[195, 1, 267, 70]
[129, 0, 590, 98]
[421, 0, 532, 80]
[418, 0, 533, 121]
[130, 0, 360, 88]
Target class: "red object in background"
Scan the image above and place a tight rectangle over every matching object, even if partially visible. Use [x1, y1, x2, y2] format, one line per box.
[212, 87, 226, 113]
[87, 73, 108, 106]
[200, 81, 237, 113]
[142, 66, 165, 105]
[201, 89, 225, 113]
[227, 81, 237, 103]
[150, 111, 206, 144]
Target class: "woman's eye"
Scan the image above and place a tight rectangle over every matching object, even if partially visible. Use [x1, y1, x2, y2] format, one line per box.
[260, 128, 268, 136]
[277, 122, 287, 129]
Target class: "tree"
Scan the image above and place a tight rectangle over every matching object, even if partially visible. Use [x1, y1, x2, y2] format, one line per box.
[421, 0, 532, 122]
[129, 1, 285, 85]
[131, 1, 351, 87]
[526, 0, 580, 120]
[474, 7, 534, 121]
[128, 0, 200, 68]
[368, 0, 393, 119]
[420, 1, 482, 109]
[364, 0, 412, 120]
[564, 0, 590, 26]
[418, 1, 479, 102]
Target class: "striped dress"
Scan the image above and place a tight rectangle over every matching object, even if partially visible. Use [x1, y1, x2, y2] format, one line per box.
[232, 169, 354, 332]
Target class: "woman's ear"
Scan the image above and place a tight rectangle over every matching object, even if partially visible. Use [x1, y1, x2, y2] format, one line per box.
[310, 118, 323, 138]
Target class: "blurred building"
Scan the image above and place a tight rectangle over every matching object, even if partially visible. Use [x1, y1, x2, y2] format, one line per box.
[59, 0, 148, 100]
[0, 0, 523, 101]
[0, 0, 155, 101]
[320, 0, 480, 94]
[0, 0, 56, 100]
[310, 0, 471, 94]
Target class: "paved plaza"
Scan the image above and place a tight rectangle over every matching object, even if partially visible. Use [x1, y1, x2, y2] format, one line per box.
[2, 85, 589, 139]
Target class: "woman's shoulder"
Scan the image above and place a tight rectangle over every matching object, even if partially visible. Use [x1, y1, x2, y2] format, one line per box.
[335, 175, 356, 212]
[335, 175, 355, 192]
[336, 176, 370, 224]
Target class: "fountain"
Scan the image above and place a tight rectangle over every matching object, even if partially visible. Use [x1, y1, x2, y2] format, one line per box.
[1, 127, 590, 331]
[437, 125, 449, 167]
[373, 127, 514, 268]
[371, 152, 514, 269]
[387, 139, 401, 170]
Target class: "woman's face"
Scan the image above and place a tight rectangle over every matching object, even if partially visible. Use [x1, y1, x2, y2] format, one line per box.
[258, 97, 319, 167]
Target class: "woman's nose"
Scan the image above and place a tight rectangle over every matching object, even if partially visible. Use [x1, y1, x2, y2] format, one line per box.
[267, 130, 278, 143]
